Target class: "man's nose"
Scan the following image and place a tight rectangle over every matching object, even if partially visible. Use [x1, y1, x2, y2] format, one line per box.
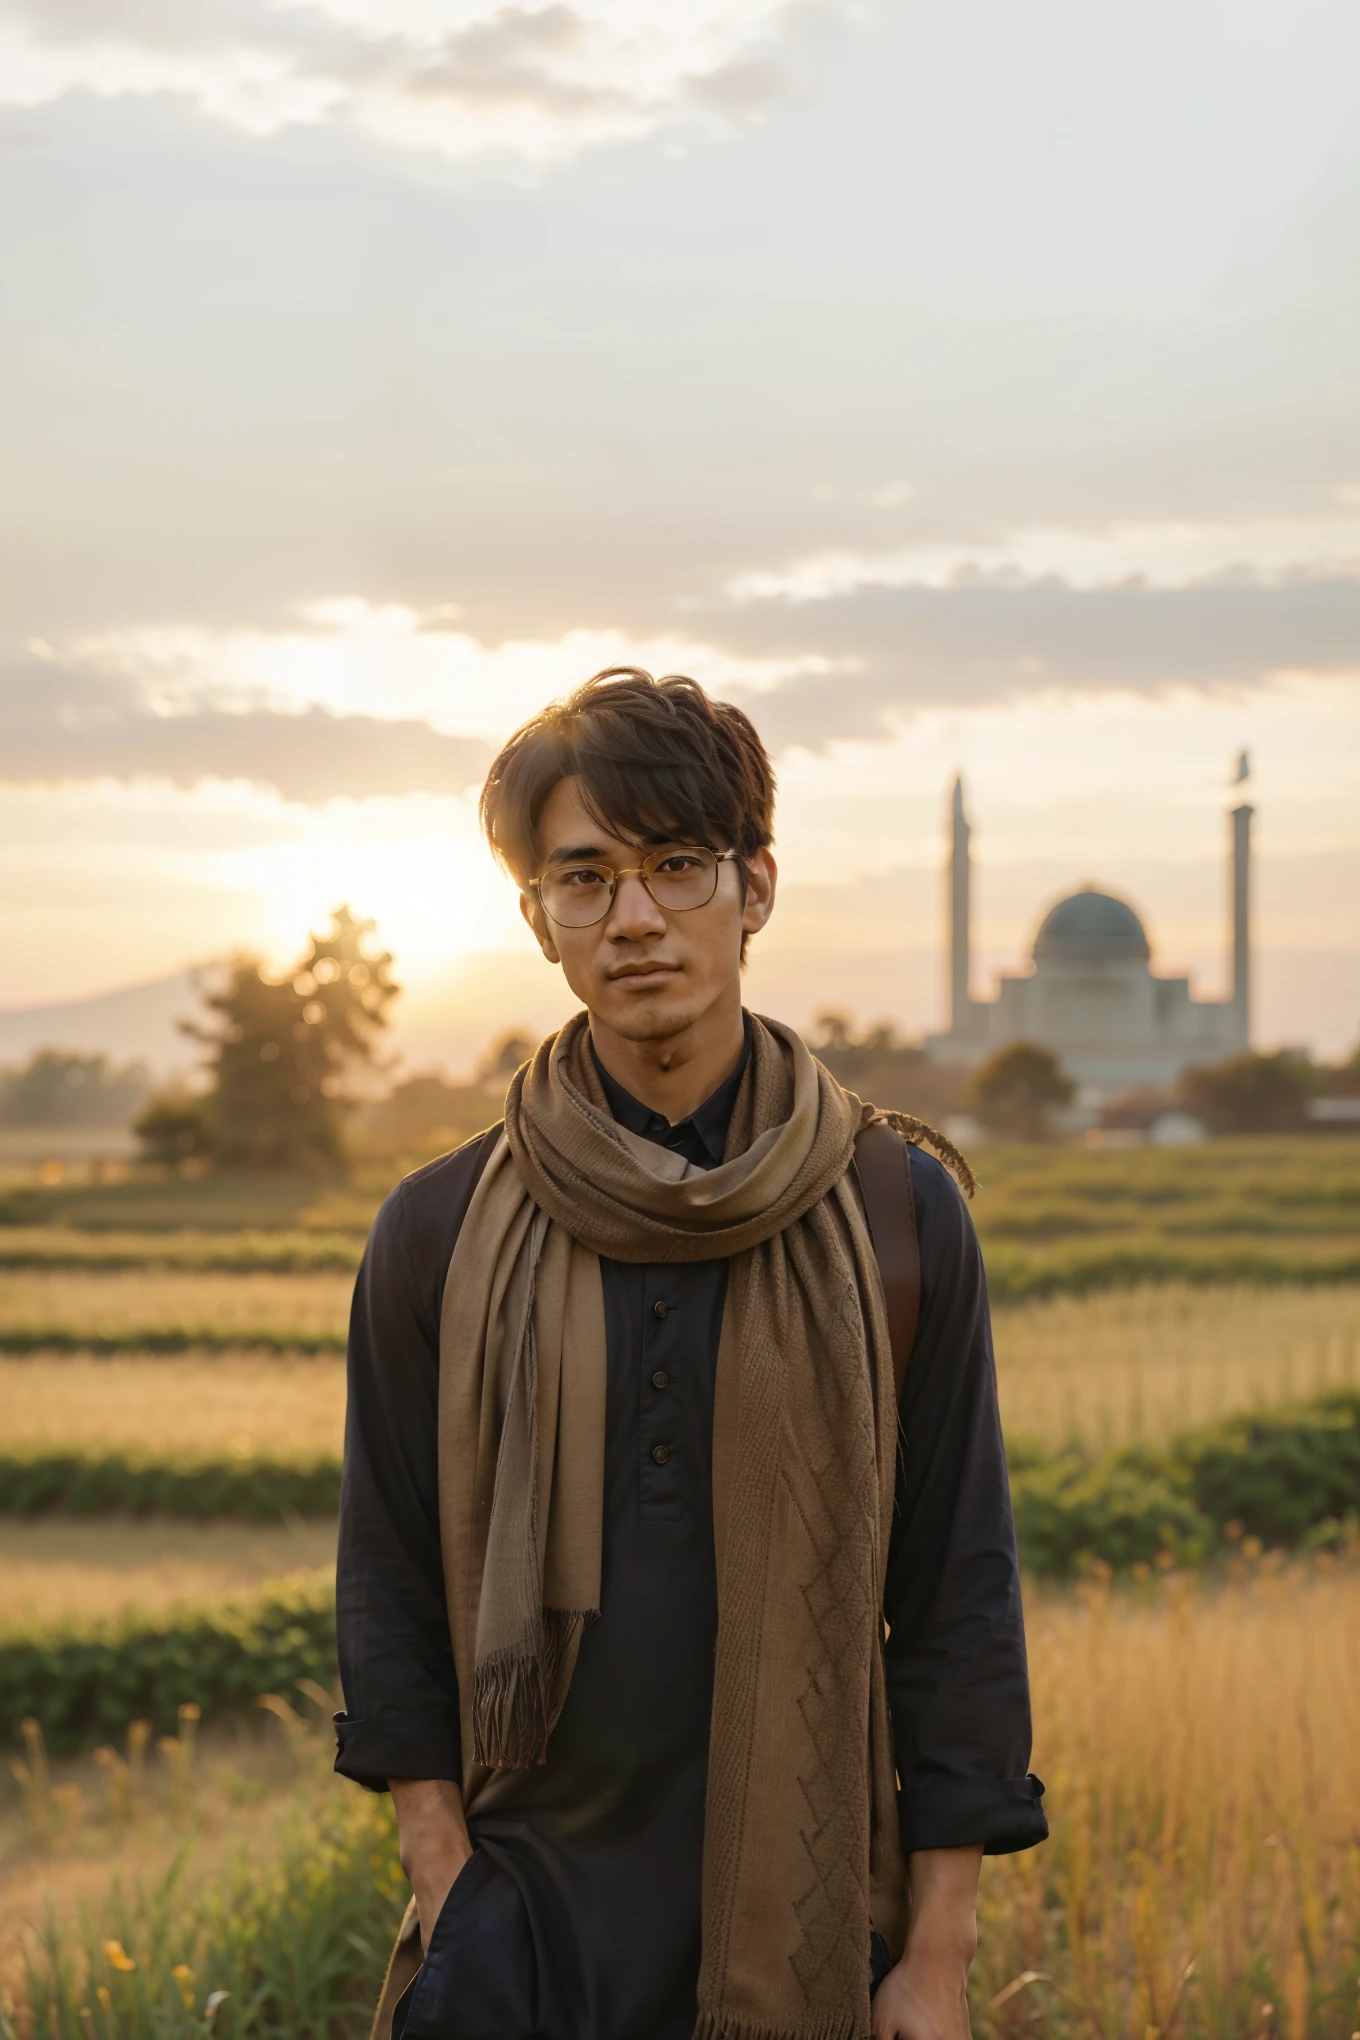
[605, 873, 667, 937]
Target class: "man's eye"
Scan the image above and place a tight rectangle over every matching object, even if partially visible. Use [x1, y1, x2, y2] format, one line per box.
[654, 853, 703, 875]
[560, 867, 608, 888]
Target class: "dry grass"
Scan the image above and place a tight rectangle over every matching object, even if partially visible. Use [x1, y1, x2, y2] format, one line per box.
[974, 1560, 1360, 2036]
[993, 1282, 1360, 1450]
[0, 1521, 336, 1627]
[0, 1269, 351, 1349]
[0, 1353, 345, 1459]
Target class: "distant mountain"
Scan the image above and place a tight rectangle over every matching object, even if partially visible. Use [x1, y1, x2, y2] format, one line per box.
[0, 970, 205, 1076]
[0, 953, 572, 1088]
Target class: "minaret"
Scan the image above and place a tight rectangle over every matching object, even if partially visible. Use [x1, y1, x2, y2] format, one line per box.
[1229, 750, 1252, 1050]
[950, 775, 971, 1034]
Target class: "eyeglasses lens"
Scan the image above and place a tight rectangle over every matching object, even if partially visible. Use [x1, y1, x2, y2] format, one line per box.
[538, 847, 719, 927]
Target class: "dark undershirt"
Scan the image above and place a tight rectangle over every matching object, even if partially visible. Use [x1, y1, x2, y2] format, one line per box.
[336, 1023, 1046, 2039]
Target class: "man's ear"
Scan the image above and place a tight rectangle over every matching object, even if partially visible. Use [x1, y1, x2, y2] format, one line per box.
[520, 889, 562, 964]
[740, 847, 777, 940]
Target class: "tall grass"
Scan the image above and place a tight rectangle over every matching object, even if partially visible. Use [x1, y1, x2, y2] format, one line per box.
[973, 1560, 1360, 2038]
[8, 1563, 1357, 2038]
[5, 1767, 405, 2039]
[994, 1284, 1360, 1450]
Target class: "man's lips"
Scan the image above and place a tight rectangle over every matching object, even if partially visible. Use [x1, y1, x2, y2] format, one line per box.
[607, 962, 681, 985]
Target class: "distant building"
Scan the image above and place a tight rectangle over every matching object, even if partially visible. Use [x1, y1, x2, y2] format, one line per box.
[925, 767, 1253, 1107]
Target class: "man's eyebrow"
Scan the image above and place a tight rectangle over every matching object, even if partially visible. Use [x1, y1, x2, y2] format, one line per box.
[540, 829, 700, 867]
[543, 843, 612, 866]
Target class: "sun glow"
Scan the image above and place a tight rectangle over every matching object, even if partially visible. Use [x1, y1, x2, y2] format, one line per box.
[209, 795, 526, 982]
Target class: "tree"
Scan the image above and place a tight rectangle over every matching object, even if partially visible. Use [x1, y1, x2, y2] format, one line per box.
[475, 1030, 537, 1087]
[140, 905, 399, 1172]
[133, 1092, 213, 1165]
[0, 1050, 150, 1128]
[808, 1012, 969, 1124]
[969, 1042, 1075, 1141]
[1178, 1050, 1316, 1134]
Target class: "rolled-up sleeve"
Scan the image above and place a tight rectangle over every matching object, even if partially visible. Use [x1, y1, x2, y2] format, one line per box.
[334, 1151, 483, 1793]
[882, 1149, 1048, 1857]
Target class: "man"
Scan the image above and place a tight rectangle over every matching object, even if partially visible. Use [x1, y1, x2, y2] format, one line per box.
[336, 668, 1046, 2040]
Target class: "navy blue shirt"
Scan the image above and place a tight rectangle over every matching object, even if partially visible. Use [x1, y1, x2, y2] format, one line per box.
[336, 1033, 1044, 2038]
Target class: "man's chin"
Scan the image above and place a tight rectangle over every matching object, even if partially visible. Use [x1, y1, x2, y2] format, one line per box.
[597, 996, 696, 1044]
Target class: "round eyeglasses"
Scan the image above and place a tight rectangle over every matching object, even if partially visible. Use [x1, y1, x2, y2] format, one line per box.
[533, 844, 739, 929]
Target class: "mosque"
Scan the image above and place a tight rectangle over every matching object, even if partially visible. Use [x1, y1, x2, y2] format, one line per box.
[923, 767, 1253, 1106]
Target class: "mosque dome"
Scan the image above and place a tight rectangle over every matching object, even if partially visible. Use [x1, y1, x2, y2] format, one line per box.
[1032, 889, 1151, 965]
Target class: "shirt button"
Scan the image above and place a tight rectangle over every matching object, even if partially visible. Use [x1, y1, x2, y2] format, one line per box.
[652, 1370, 669, 1391]
[652, 1299, 669, 1319]
[651, 1444, 670, 1466]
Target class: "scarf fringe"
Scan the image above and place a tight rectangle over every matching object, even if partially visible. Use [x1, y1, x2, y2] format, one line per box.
[472, 1608, 596, 1770]
[691, 2011, 863, 2040]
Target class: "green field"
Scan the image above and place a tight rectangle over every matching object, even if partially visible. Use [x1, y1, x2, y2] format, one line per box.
[4, 1138, 1356, 1304]
[1, 1133, 1358, 2036]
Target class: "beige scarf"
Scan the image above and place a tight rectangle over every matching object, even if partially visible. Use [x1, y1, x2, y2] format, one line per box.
[438, 1012, 906, 2040]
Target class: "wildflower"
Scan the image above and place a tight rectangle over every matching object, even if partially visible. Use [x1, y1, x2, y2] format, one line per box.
[101, 1939, 136, 1972]
[172, 1962, 196, 2010]
[96, 1987, 112, 2012]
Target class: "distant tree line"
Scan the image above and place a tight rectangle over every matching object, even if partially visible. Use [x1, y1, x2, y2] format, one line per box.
[811, 1014, 1360, 1143]
[0, 1052, 150, 1128]
[12, 959, 1357, 1169]
[968, 1036, 1360, 1141]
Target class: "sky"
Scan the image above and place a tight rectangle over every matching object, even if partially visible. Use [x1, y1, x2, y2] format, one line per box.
[2, 0, 1358, 1072]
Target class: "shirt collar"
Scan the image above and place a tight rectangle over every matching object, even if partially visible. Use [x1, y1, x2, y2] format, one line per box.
[591, 1014, 752, 1173]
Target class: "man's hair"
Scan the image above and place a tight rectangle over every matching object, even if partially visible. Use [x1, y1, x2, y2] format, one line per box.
[480, 667, 776, 887]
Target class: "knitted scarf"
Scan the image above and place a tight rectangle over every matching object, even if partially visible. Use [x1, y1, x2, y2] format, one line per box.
[437, 1011, 906, 2040]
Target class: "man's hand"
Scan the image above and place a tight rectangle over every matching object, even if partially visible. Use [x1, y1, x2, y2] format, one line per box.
[872, 1844, 982, 2040]
[389, 1777, 475, 1949]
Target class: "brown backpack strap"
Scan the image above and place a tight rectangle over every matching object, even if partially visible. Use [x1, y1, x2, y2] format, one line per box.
[853, 1121, 920, 1407]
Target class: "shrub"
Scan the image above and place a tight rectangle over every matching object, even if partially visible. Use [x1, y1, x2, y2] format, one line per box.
[1009, 1388, 1360, 1576]
[0, 1572, 337, 1752]
[1176, 1388, 1360, 1544]
[1178, 1049, 1317, 1133]
[0, 1448, 342, 1520]
[1010, 1453, 1210, 1576]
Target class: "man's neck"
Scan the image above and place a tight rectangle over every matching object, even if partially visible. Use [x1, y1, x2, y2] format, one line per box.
[588, 998, 747, 1125]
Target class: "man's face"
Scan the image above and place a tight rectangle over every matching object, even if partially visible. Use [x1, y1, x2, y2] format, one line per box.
[520, 776, 776, 1045]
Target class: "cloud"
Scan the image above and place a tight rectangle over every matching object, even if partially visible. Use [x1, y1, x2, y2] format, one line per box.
[0, 0, 815, 163]
[723, 516, 1360, 604]
[711, 574, 1360, 749]
[9, 534, 1360, 800]
[1, 660, 490, 800]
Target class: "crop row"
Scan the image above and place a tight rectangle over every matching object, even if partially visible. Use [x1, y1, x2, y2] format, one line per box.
[0, 1447, 342, 1518]
[982, 1237, 1360, 1301]
[2, 1393, 1357, 1748]
[0, 1327, 346, 1355]
[3, 1253, 1360, 1363]
[2, 1392, 1356, 1553]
